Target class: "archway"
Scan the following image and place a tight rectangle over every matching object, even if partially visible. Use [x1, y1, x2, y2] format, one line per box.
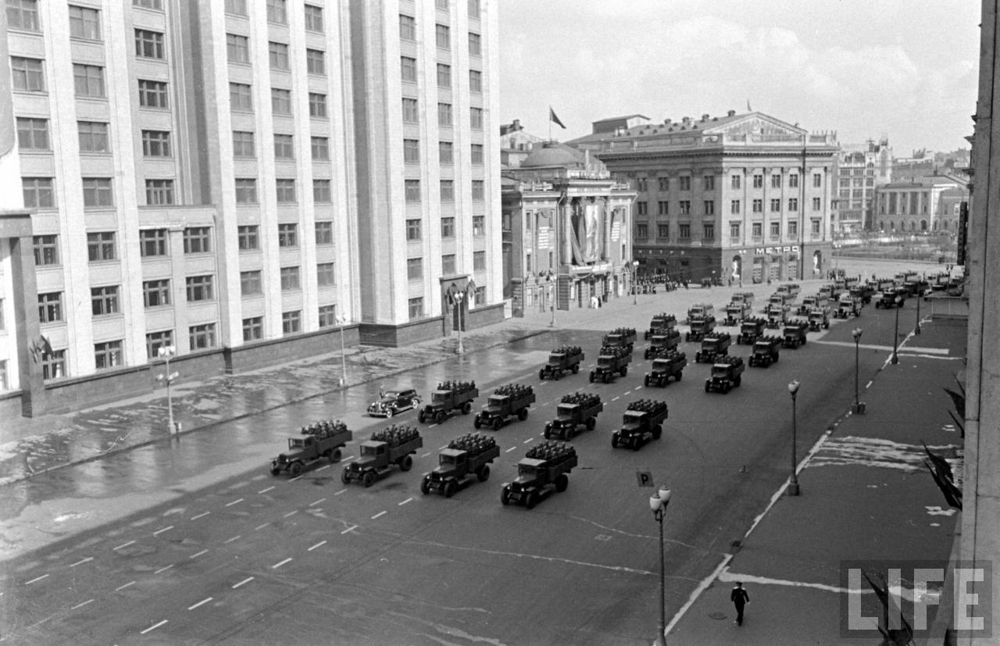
[731, 255, 743, 285]
[812, 250, 823, 276]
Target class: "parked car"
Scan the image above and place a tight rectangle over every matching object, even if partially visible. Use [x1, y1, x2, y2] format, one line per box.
[368, 388, 421, 418]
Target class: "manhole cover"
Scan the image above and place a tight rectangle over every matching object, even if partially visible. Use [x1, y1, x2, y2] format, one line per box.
[709, 611, 729, 621]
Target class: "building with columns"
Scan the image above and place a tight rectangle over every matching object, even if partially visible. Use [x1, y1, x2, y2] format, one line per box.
[569, 111, 839, 284]
[872, 175, 968, 234]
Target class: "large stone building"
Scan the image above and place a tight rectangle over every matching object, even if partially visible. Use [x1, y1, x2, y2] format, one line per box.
[499, 118, 543, 169]
[501, 142, 635, 316]
[569, 110, 839, 284]
[0, 0, 500, 416]
[834, 138, 892, 232]
[872, 174, 969, 234]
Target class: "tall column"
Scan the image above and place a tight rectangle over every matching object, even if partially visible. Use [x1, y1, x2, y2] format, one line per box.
[562, 198, 574, 265]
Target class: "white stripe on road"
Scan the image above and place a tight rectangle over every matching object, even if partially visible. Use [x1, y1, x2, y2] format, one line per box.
[371, 511, 386, 520]
[522, 438, 533, 444]
[258, 487, 275, 494]
[25, 575, 49, 585]
[224, 535, 242, 544]
[190, 550, 208, 559]
[69, 557, 93, 568]
[191, 511, 210, 520]
[310, 498, 326, 506]
[506, 447, 517, 453]
[154, 565, 173, 574]
[115, 581, 135, 591]
[612, 396, 620, 402]
[398, 498, 413, 506]
[308, 541, 326, 551]
[665, 554, 733, 637]
[70, 599, 94, 610]
[225, 498, 244, 507]
[152, 526, 173, 536]
[254, 523, 269, 531]
[283, 511, 297, 518]
[439, 445, 449, 450]
[272, 558, 292, 569]
[816, 340, 949, 355]
[866, 380, 873, 389]
[232, 577, 254, 589]
[316, 464, 329, 471]
[140, 620, 167, 635]
[341, 525, 357, 534]
[113, 541, 135, 551]
[421, 452, 431, 458]
[188, 597, 212, 611]
[334, 488, 348, 496]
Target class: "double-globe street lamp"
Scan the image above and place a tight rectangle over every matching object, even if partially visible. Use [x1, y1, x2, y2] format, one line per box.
[337, 314, 349, 386]
[852, 328, 865, 414]
[788, 380, 801, 496]
[156, 345, 179, 435]
[891, 294, 904, 364]
[632, 260, 639, 305]
[546, 270, 556, 328]
[453, 291, 465, 354]
[648, 486, 672, 646]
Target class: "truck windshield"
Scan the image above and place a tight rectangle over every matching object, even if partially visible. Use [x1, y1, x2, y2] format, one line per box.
[432, 392, 449, 402]
[289, 438, 306, 449]
[439, 454, 457, 466]
[488, 396, 507, 406]
[517, 464, 538, 478]
[360, 444, 381, 457]
[712, 366, 729, 377]
[598, 358, 613, 367]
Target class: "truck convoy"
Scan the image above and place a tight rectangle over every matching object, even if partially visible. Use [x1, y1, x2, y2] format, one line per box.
[748, 336, 782, 368]
[736, 317, 767, 345]
[501, 441, 578, 509]
[590, 345, 632, 383]
[644, 313, 678, 340]
[544, 392, 603, 441]
[421, 433, 500, 497]
[270, 419, 353, 476]
[695, 332, 732, 364]
[612, 399, 669, 450]
[782, 319, 810, 348]
[474, 383, 536, 430]
[833, 294, 861, 319]
[705, 356, 745, 393]
[643, 330, 680, 359]
[418, 380, 478, 423]
[602, 327, 637, 354]
[686, 303, 715, 324]
[539, 345, 584, 380]
[686, 315, 718, 342]
[797, 294, 829, 316]
[644, 349, 687, 387]
[807, 307, 830, 331]
[341, 425, 422, 487]
[724, 300, 753, 326]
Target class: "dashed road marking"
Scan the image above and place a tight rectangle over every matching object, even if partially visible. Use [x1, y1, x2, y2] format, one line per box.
[316, 464, 329, 471]
[188, 597, 212, 611]
[308, 541, 326, 551]
[69, 557, 93, 568]
[398, 498, 413, 506]
[232, 577, 254, 589]
[224, 535, 242, 544]
[290, 475, 303, 482]
[272, 558, 292, 569]
[25, 574, 48, 585]
[115, 581, 135, 591]
[191, 512, 210, 520]
[258, 487, 275, 494]
[439, 445, 449, 450]
[70, 599, 94, 610]
[429, 424, 438, 429]
[190, 550, 208, 559]
[310, 498, 326, 506]
[153, 526, 173, 536]
[334, 489, 348, 496]
[283, 511, 298, 518]
[506, 447, 517, 453]
[612, 396, 620, 402]
[225, 498, 244, 507]
[371, 511, 386, 520]
[522, 438, 533, 444]
[866, 380, 873, 389]
[154, 565, 173, 574]
[113, 541, 135, 551]
[254, 523, 269, 531]
[341, 525, 357, 535]
[421, 452, 431, 458]
[140, 620, 168, 635]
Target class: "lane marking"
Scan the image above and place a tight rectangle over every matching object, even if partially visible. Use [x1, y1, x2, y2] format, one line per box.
[522, 438, 533, 444]
[152, 526, 174, 536]
[343, 456, 356, 462]
[398, 498, 413, 506]
[308, 541, 326, 551]
[866, 380, 873, 389]
[188, 597, 213, 611]
[290, 476, 303, 482]
[232, 577, 254, 589]
[272, 558, 292, 569]
[371, 511, 386, 520]
[612, 396, 620, 402]
[334, 489, 348, 496]
[420, 452, 431, 458]
[316, 464, 330, 471]
[155, 565, 173, 574]
[225, 498, 244, 507]
[191, 512, 210, 520]
[506, 447, 517, 453]
[254, 523, 269, 531]
[258, 487, 275, 494]
[140, 620, 167, 635]
[69, 557, 93, 568]
[341, 525, 358, 534]
[429, 424, 439, 428]
[283, 510, 298, 518]
[190, 550, 208, 559]
[25, 574, 49, 585]
[113, 541, 135, 551]
[70, 599, 94, 610]
[439, 445, 449, 450]
[115, 581, 136, 591]
[310, 498, 326, 506]
[224, 535, 242, 544]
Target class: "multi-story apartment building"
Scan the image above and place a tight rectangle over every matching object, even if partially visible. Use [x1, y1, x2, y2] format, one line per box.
[569, 111, 839, 284]
[834, 138, 892, 232]
[872, 175, 968, 234]
[0, 0, 500, 418]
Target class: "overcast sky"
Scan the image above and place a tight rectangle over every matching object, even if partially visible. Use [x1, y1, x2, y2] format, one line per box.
[498, 0, 981, 156]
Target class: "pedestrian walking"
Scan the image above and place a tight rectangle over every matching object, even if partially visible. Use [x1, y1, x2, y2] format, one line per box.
[731, 581, 750, 626]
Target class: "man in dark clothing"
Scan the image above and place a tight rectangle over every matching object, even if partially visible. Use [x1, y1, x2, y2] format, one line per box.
[731, 582, 750, 626]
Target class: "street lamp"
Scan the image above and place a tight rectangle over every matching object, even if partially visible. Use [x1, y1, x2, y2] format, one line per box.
[787, 380, 801, 496]
[546, 271, 556, 328]
[648, 486, 672, 646]
[633, 260, 639, 305]
[891, 295, 903, 365]
[337, 314, 348, 386]
[851, 328, 865, 414]
[454, 291, 465, 354]
[156, 345, 179, 435]
[914, 283, 922, 335]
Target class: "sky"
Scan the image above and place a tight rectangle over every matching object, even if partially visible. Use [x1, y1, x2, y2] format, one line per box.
[498, 0, 981, 156]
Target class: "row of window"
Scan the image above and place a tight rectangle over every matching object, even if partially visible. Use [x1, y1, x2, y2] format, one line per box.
[634, 172, 824, 193]
[405, 216, 486, 241]
[634, 220, 823, 240]
[399, 14, 482, 57]
[405, 252, 487, 281]
[637, 197, 824, 217]
[400, 56, 483, 93]
[404, 179, 485, 203]
[226, 35, 327, 75]
[402, 98, 484, 129]
[230, 83, 333, 117]
[404, 139, 483, 165]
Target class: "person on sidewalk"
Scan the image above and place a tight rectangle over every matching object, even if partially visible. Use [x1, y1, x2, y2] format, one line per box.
[731, 582, 750, 626]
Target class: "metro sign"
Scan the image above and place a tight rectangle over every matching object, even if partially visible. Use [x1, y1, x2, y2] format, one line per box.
[754, 245, 800, 255]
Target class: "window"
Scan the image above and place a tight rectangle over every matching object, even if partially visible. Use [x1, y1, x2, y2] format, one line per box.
[636, 201, 647, 216]
[189, 323, 217, 350]
[273, 133, 294, 158]
[271, 88, 291, 114]
[269, 41, 289, 70]
[141, 130, 171, 157]
[143, 279, 170, 308]
[440, 180, 455, 202]
[473, 250, 486, 271]
[788, 198, 798, 211]
[317, 305, 337, 328]
[753, 174, 763, 189]
[407, 257, 422, 280]
[404, 219, 426, 245]
[657, 177, 669, 192]
[703, 175, 715, 191]
[235, 178, 257, 204]
[278, 223, 298, 247]
[42, 349, 66, 380]
[146, 330, 173, 361]
[438, 103, 453, 126]
[470, 107, 483, 129]
[657, 201, 668, 216]
[437, 64, 451, 88]
[138, 79, 168, 108]
[469, 32, 481, 56]
[436, 0, 449, 9]
[439, 141, 454, 164]
[140, 229, 168, 257]
[266, 0, 287, 24]
[703, 200, 714, 215]
[469, 70, 482, 92]
[78, 121, 109, 152]
[441, 217, 455, 238]
[17, 117, 48, 150]
[678, 223, 690, 239]
[729, 222, 740, 239]
[309, 92, 327, 118]
[230, 83, 253, 111]
[635, 224, 648, 239]
[135, 29, 164, 59]
[233, 131, 255, 157]
[87, 231, 116, 261]
[83, 178, 113, 207]
[658, 224, 669, 239]
[471, 144, 484, 165]
[473, 215, 485, 236]
[731, 175, 741, 190]
[441, 254, 456, 275]
[280, 266, 300, 291]
[306, 49, 325, 75]
[436, 24, 450, 49]
[238, 225, 259, 250]
[752, 198, 762, 213]
[679, 176, 691, 191]
[225, 0, 246, 15]
[770, 222, 780, 238]
[304, 4, 323, 32]
[403, 139, 420, 164]
[730, 199, 741, 215]
[789, 174, 799, 188]
[636, 178, 647, 192]
[308, 222, 332, 247]
[813, 173, 822, 188]
[282, 311, 302, 334]
[812, 197, 822, 211]
[276, 179, 296, 203]
[752, 222, 762, 238]
[401, 98, 419, 123]
[472, 180, 485, 201]
[33, 235, 59, 265]
[11, 57, 44, 92]
[227, 34, 250, 63]
[770, 198, 781, 212]
[812, 219, 821, 235]
[317, 262, 336, 286]
[242, 317, 263, 341]
[7, 0, 40, 31]
[703, 223, 715, 240]
[771, 174, 782, 189]
[73, 64, 105, 98]
[468, 0, 480, 15]
[186, 275, 214, 301]
[401, 56, 417, 83]
[91, 285, 120, 315]
[399, 14, 416, 40]
[240, 270, 262, 296]
[408, 297, 424, 319]
[184, 227, 212, 254]
[94, 341, 123, 370]
[405, 180, 421, 203]
[145, 179, 174, 205]
[788, 221, 798, 237]
[134, 0, 164, 9]
[23, 177, 54, 208]
[679, 200, 691, 215]
[313, 179, 331, 203]
[38, 292, 63, 323]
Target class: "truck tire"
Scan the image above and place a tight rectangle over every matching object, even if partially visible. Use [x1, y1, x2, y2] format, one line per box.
[270, 466, 281, 476]
[563, 427, 574, 441]
[611, 433, 620, 449]
[500, 487, 511, 506]
[462, 402, 472, 415]
[544, 423, 552, 440]
[644, 375, 650, 387]
[435, 411, 446, 424]
[444, 480, 457, 498]
[492, 417, 503, 431]
[586, 417, 596, 431]
[477, 465, 491, 482]
[362, 470, 376, 488]
[632, 438, 641, 451]
[418, 410, 426, 423]
[539, 368, 546, 380]
[572, 364, 579, 374]
[705, 381, 711, 393]
[290, 461, 303, 477]
[517, 408, 528, 421]
[620, 366, 628, 377]
[400, 454, 413, 471]
[555, 474, 569, 493]
[653, 425, 662, 440]
[525, 491, 538, 509]
[474, 416, 482, 429]
[675, 371, 682, 381]
[734, 376, 742, 387]
[589, 372, 595, 383]
[341, 469, 351, 484]
[420, 476, 431, 495]
[323, 449, 333, 462]
[603, 373, 610, 384]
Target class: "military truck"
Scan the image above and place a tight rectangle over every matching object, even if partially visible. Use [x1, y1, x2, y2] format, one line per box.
[341, 425, 422, 487]
[474, 383, 536, 430]
[766, 293, 794, 311]
[643, 330, 680, 359]
[686, 303, 715, 325]
[686, 315, 718, 342]
[736, 317, 767, 345]
[612, 399, 669, 451]
[875, 289, 905, 309]
[731, 291, 755, 308]
[797, 294, 829, 316]
[807, 307, 830, 331]
[833, 294, 861, 319]
[590, 345, 631, 383]
[748, 335, 782, 368]
[539, 345, 584, 380]
[418, 380, 479, 424]
[500, 441, 578, 509]
[602, 327, 637, 354]
[704, 357, 745, 393]
[782, 319, 810, 348]
[850, 284, 874, 305]
[766, 304, 789, 329]
[421, 433, 499, 498]
[644, 350, 687, 387]
[723, 300, 753, 326]
[775, 283, 801, 300]
[544, 392, 603, 441]
[270, 419, 353, 476]
[695, 332, 732, 364]
[644, 313, 678, 340]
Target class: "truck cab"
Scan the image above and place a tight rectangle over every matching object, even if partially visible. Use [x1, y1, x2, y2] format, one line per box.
[357, 441, 387, 468]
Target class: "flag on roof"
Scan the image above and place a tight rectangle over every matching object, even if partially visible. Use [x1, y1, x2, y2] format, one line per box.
[549, 107, 566, 129]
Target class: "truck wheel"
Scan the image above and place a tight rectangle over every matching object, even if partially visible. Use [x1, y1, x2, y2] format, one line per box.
[341, 469, 351, 484]
[477, 465, 491, 482]
[420, 476, 431, 495]
[400, 455, 413, 471]
[323, 449, 333, 462]
[462, 402, 472, 415]
[544, 423, 552, 440]
[611, 433, 619, 449]
[517, 408, 528, 421]
[474, 416, 482, 429]
[362, 471, 376, 488]
[620, 366, 628, 377]
[492, 417, 503, 431]
[653, 425, 662, 440]
[436, 411, 446, 424]
[603, 373, 610, 384]
[705, 381, 711, 393]
[644, 375, 650, 387]
[444, 481, 457, 498]
[586, 417, 596, 431]
[734, 376, 742, 387]
[418, 410, 426, 423]
[563, 427, 574, 441]
[632, 438, 641, 451]
[555, 474, 569, 492]
[500, 487, 511, 506]
[290, 461, 303, 477]
[589, 372, 595, 383]
[572, 364, 579, 374]
[525, 491, 538, 509]
[675, 371, 682, 381]
[270, 466, 281, 476]
[539, 368, 546, 380]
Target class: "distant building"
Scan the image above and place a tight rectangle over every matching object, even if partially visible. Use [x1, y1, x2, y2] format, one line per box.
[873, 175, 969, 234]
[569, 110, 839, 284]
[501, 142, 635, 316]
[834, 139, 893, 232]
[500, 119, 544, 169]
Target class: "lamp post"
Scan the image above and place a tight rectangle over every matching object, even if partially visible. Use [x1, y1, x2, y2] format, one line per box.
[914, 283, 922, 335]
[633, 260, 639, 305]
[454, 291, 465, 354]
[851, 328, 865, 414]
[337, 314, 348, 386]
[891, 295, 903, 364]
[547, 271, 556, 328]
[787, 380, 800, 496]
[648, 486, 672, 646]
[156, 345, 179, 434]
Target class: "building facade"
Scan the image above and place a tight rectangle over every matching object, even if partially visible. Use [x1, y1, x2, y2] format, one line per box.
[501, 142, 635, 316]
[570, 111, 839, 284]
[872, 175, 969, 234]
[834, 138, 892, 232]
[499, 118, 543, 169]
[1, 0, 500, 416]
